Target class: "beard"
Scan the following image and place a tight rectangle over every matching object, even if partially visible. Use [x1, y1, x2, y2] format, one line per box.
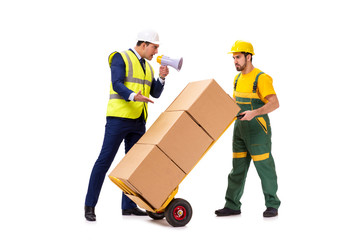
[235, 61, 246, 71]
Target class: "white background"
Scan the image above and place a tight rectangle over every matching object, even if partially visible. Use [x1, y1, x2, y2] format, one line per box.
[1, 0, 359, 239]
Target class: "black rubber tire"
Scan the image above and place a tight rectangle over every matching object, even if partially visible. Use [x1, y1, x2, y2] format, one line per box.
[147, 211, 165, 220]
[165, 198, 192, 227]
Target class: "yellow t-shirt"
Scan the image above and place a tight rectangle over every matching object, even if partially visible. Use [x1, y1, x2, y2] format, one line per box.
[233, 68, 276, 103]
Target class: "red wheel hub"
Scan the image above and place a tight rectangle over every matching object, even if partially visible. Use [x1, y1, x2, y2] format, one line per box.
[173, 206, 186, 220]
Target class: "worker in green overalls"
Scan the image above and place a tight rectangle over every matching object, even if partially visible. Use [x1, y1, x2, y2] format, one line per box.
[215, 40, 281, 217]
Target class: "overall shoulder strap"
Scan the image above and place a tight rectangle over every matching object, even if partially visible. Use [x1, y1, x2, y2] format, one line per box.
[234, 73, 241, 91]
[252, 72, 264, 93]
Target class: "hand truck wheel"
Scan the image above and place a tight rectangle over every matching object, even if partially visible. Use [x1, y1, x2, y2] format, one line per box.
[165, 198, 192, 227]
[147, 211, 165, 220]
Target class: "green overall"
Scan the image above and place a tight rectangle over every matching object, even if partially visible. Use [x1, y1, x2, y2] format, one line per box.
[225, 72, 281, 210]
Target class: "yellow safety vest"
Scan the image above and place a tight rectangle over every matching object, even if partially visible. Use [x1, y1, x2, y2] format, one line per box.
[106, 50, 154, 121]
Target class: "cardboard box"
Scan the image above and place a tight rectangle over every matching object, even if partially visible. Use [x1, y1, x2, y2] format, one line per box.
[137, 111, 213, 173]
[166, 79, 240, 140]
[109, 144, 185, 209]
[109, 79, 240, 210]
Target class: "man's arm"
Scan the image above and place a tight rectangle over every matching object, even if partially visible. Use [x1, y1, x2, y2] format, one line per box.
[110, 53, 133, 101]
[111, 53, 153, 103]
[150, 65, 168, 98]
[239, 94, 279, 121]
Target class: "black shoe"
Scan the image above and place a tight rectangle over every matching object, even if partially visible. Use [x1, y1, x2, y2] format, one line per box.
[263, 207, 278, 217]
[85, 206, 96, 221]
[215, 207, 241, 216]
[122, 207, 147, 216]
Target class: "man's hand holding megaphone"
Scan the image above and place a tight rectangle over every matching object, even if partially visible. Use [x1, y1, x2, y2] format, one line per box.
[159, 65, 169, 80]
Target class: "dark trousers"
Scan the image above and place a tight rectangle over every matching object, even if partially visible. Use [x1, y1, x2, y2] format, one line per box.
[85, 116, 146, 209]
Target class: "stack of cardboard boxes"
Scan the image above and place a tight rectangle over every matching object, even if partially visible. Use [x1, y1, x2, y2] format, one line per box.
[109, 79, 240, 210]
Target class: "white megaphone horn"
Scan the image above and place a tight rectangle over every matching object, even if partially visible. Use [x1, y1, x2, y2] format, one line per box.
[157, 55, 183, 71]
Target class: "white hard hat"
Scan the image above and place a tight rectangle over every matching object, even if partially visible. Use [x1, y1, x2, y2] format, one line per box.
[137, 29, 160, 45]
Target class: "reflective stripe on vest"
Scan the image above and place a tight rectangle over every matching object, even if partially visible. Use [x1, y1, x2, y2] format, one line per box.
[106, 50, 154, 120]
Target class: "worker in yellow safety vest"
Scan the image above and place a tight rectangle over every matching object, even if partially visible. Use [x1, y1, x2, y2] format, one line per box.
[215, 40, 281, 218]
[84, 30, 169, 221]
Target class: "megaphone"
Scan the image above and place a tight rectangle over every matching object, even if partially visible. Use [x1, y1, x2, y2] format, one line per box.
[157, 55, 183, 71]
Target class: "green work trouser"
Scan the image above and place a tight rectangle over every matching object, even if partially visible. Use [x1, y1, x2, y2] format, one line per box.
[225, 116, 281, 210]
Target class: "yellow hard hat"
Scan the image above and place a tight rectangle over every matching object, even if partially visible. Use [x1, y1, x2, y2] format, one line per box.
[228, 40, 255, 55]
